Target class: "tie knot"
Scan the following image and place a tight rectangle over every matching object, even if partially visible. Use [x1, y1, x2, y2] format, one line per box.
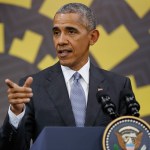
[73, 72, 81, 81]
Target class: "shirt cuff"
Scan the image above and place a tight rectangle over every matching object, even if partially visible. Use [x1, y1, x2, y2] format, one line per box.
[8, 105, 26, 128]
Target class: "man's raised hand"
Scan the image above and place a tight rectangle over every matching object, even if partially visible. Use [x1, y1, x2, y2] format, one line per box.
[5, 77, 33, 115]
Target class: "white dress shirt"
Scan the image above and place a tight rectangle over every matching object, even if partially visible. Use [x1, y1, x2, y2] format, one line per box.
[61, 59, 90, 105]
[8, 59, 90, 128]
[8, 106, 25, 128]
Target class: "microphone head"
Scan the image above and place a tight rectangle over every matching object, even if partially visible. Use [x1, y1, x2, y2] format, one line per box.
[120, 88, 140, 117]
[120, 88, 135, 100]
[96, 88, 119, 119]
[96, 89, 107, 101]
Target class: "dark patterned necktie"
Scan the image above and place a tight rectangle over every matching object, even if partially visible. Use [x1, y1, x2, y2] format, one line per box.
[70, 72, 86, 127]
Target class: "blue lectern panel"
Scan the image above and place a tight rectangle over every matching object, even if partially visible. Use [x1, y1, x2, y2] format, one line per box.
[30, 127, 105, 150]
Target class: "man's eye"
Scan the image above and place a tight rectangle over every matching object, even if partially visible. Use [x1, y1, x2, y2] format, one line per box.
[53, 31, 60, 36]
[68, 30, 77, 34]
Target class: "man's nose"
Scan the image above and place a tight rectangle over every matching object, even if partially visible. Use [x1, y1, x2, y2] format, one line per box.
[58, 33, 68, 45]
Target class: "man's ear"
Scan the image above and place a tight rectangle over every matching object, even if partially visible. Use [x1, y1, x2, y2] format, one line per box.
[89, 29, 100, 45]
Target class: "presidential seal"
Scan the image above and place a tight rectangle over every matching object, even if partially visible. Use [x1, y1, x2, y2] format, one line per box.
[102, 116, 150, 150]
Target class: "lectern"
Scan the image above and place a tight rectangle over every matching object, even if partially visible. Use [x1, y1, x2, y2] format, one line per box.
[30, 127, 105, 150]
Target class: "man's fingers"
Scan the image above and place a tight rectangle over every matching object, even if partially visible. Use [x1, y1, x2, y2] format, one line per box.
[23, 77, 33, 88]
[5, 77, 33, 92]
[5, 79, 19, 88]
[9, 98, 31, 105]
[8, 92, 33, 100]
[7, 86, 32, 93]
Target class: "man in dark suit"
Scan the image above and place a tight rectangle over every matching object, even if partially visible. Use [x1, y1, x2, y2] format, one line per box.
[0, 3, 134, 150]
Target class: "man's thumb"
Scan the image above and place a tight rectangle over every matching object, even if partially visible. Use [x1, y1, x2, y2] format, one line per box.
[23, 77, 33, 87]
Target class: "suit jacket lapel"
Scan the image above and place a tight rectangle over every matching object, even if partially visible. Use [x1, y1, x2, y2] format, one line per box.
[45, 63, 75, 126]
[85, 63, 109, 126]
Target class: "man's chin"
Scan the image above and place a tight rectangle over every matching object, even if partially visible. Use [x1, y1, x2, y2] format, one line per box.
[59, 60, 71, 67]
[59, 61, 80, 71]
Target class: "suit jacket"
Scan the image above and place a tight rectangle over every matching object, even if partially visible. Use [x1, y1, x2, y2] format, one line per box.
[0, 62, 132, 150]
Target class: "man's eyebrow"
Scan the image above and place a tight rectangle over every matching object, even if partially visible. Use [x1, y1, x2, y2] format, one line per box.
[52, 27, 59, 31]
[65, 26, 78, 31]
[52, 26, 78, 32]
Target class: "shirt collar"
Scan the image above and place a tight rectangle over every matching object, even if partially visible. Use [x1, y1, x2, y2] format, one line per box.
[61, 59, 90, 84]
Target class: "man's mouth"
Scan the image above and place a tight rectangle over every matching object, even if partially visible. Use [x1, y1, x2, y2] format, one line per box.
[57, 49, 72, 57]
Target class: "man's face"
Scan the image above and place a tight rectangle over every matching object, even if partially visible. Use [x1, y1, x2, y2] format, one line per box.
[53, 13, 92, 70]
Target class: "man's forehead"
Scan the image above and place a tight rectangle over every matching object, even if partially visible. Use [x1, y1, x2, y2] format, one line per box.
[54, 13, 81, 23]
[53, 13, 87, 29]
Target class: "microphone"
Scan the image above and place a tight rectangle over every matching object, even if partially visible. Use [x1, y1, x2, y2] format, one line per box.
[120, 89, 140, 117]
[96, 88, 118, 119]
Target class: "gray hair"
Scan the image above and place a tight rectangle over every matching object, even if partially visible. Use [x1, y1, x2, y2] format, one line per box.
[55, 3, 96, 30]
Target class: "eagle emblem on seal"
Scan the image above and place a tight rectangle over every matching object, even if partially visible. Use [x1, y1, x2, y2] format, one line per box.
[115, 126, 143, 150]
